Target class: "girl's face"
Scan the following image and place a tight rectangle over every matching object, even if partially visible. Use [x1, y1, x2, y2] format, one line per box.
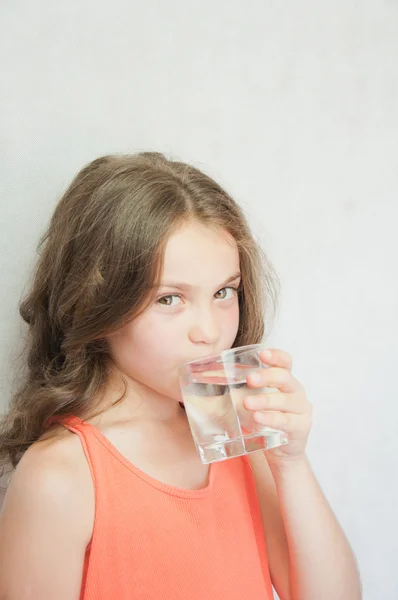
[106, 221, 241, 403]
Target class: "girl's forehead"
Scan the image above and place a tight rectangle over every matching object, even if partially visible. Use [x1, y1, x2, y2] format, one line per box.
[161, 223, 239, 282]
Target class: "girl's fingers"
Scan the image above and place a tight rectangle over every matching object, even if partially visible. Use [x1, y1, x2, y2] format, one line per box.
[244, 392, 308, 414]
[247, 367, 302, 394]
[253, 409, 305, 433]
[259, 348, 293, 371]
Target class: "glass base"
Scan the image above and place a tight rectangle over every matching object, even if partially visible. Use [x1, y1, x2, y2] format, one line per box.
[197, 429, 289, 464]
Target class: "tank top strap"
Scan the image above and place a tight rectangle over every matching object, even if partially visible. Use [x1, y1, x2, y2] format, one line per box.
[58, 415, 99, 490]
[58, 415, 92, 442]
[60, 414, 86, 429]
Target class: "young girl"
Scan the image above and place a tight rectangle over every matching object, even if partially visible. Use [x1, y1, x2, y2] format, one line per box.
[0, 152, 361, 599]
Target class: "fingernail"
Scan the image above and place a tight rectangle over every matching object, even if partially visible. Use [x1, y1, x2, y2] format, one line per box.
[250, 373, 262, 384]
[263, 349, 272, 361]
[245, 396, 256, 408]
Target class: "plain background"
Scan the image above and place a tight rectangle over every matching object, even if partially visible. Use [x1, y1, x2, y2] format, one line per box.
[1, 1, 397, 598]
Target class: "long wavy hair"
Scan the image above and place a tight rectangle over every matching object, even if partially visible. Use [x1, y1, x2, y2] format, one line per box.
[0, 151, 280, 470]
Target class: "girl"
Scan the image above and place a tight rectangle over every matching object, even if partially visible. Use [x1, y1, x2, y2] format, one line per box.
[0, 152, 361, 599]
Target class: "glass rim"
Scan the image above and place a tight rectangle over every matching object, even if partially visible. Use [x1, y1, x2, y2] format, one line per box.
[177, 342, 268, 372]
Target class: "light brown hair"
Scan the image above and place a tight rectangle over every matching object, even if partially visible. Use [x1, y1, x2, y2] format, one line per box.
[0, 151, 280, 469]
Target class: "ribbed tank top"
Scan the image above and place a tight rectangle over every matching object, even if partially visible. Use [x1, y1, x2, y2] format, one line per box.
[61, 415, 275, 599]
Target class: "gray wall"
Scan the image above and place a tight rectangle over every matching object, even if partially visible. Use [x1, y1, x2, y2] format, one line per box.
[1, 2, 397, 598]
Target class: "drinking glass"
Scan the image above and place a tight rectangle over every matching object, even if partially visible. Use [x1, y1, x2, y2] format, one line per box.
[178, 344, 289, 464]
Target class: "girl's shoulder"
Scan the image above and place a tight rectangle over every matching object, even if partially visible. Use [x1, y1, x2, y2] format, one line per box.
[0, 428, 95, 598]
[2, 427, 94, 543]
[18, 425, 90, 484]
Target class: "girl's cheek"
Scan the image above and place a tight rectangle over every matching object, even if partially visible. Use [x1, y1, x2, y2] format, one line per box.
[223, 303, 240, 338]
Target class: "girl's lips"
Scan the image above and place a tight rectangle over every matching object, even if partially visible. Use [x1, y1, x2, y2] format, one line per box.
[187, 361, 224, 373]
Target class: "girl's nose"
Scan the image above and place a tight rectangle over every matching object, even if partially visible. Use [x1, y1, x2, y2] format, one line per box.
[188, 309, 219, 345]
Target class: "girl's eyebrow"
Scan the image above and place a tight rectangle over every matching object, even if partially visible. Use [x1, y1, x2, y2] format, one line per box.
[156, 272, 241, 291]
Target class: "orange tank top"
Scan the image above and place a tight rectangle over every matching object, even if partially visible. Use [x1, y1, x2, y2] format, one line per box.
[61, 416, 275, 600]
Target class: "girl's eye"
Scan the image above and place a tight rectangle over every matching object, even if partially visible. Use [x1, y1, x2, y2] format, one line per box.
[157, 287, 238, 307]
[157, 295, 182, 307]
[214, 287, 238, 300]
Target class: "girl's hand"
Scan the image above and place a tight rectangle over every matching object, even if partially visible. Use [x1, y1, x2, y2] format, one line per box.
[244, 348, 313, 465]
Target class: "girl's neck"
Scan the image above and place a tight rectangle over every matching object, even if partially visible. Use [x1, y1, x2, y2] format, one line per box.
[90, 370, 185, 428]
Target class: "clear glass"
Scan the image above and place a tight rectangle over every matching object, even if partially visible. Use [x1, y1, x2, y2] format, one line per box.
[178, 343, 289, 464]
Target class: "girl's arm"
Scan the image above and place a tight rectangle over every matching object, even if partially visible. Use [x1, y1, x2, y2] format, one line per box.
[249, 450, 362, 600]
[0, 437, 93, 600]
